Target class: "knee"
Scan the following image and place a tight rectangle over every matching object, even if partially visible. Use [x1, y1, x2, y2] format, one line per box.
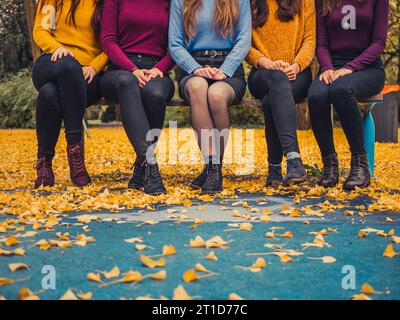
[184, 77, 208, 97]
[116, 72, 139, 91]
[329, 80, 353, 104]
[37, 83, 59, 111]
[55, 56, 82, 76]
[307, 85, 330, 109]
[208, 90, 228, 114]
[142, 86, 168, 106]
[269, 71, 291, 92]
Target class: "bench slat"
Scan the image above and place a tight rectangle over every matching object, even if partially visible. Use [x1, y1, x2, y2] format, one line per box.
[97, 96, 383, 107]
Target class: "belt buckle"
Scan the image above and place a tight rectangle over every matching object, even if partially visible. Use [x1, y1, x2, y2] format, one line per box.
[209, 50, 218, 58]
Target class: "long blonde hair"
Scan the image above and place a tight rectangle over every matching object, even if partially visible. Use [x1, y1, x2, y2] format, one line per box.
[183, 0, 239, 39]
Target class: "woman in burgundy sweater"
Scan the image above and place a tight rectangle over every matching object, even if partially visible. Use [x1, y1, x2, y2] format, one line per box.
[308, 0, 389, 191]
[100, 0, 175, 195]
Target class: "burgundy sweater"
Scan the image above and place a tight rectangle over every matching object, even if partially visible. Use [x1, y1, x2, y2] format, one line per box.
[100, 0, 175, 73]
[316, 0, 389, 72]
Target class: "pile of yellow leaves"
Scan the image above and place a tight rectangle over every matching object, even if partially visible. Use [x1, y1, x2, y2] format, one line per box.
[0, 128, 399, 219]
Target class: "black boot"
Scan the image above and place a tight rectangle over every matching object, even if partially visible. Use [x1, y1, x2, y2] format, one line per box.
[318, 154, 339, 188]
[201, 164, 223, 194]
[190, 165, 208, 189]
[128, 156, 145, 190]
[266, 164, 283, 187]
[283, 158, 307, 186]
[143, 157, 166, 195]
[343, 153, 370, 191]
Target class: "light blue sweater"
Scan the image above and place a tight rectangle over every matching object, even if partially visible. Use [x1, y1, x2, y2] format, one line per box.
[169, 0, 252, 77]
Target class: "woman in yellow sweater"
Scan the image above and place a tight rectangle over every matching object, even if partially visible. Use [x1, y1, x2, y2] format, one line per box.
[247, 0, 316, 187]
[32, 0, 107, 188]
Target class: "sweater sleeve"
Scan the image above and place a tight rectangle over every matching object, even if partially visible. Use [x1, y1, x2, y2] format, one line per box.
[293, 0, 316, 71]
[315, 0, 335, 72]
[169, 0, 202, 74]
[33, 0, 63, 54]
[344, 0, 389, 72]
[219, 0, 252, 77]
[246, 27, 272, 68]
[88, 52, 109, 73]
[101, 0, 137, 72]
[154, 52, 176, 74]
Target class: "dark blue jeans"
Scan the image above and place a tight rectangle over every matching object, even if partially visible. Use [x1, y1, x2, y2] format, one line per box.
[308, 56, 385, 157]
[248, 68, 312, 164]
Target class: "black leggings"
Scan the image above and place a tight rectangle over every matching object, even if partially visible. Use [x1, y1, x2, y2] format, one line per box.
[248, 68, 312, 164]
[308, 58, 385, 157]
[100, 54, 175, 158]
[32, 54, 102, 158]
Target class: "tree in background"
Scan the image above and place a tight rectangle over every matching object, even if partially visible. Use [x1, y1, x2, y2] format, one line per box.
[0, 0, 32, 77]
[383, 0, 400, 83]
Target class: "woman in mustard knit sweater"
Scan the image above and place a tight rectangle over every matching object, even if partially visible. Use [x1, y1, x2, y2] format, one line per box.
[32, 0, 107, 188]
[247, 0, 316, 187]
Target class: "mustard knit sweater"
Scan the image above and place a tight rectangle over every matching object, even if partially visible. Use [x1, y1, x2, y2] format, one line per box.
[33, 0, 107, 73]
[247, 0, 316, 71]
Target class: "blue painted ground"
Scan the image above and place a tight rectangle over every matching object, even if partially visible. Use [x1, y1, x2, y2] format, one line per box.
[0, 194, 399, 300]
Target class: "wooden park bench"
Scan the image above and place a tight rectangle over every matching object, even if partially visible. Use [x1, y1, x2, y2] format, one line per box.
[84, 92, 389, 178]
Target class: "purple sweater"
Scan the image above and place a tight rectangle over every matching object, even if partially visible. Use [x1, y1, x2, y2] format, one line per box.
[100, 0, 175, 73]
[316, 0, 389, 72]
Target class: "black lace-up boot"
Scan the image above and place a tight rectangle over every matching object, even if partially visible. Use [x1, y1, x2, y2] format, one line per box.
[318, 154, 339, 188]
[283, 158, 307, 186]
[201, 164, 223, 194]
[343, 153, 370, 191]
[128, 156, 145, 190]
[143, 156, 166, 195]
[266, 164, 283, 187]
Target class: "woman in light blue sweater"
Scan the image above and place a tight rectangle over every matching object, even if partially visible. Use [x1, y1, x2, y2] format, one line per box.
[169, 0, 251, 194]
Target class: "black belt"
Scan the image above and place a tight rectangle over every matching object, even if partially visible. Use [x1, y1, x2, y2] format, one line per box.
[192, 50, 230, 58]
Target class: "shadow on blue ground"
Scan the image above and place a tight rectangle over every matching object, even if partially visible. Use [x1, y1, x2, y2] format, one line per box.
[0, 194, 399, 300]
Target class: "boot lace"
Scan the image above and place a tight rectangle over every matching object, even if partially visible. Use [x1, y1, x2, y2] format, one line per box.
[349, 156, 361, 177]
[35, 157, 50, 178]
[69, 145, 85, 174]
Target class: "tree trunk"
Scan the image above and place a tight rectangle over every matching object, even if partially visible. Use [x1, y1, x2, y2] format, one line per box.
[23, 0, 41, 60]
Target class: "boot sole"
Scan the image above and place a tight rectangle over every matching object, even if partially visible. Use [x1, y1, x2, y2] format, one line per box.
[283, 175, 307, 187]
[190, 182, 203, 190]
[145, 190, 166, 196]
[201, 188, 222, 195]
[128, 183, 144, 190]
[343, 181, 371, 191]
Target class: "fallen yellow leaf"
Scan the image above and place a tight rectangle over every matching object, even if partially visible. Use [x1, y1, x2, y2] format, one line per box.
[360, 283, 381, 295]
[140, 255, 166, 268]
[8, 263, 30, 272]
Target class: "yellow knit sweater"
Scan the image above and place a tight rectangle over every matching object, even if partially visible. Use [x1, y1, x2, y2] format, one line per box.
[247, 0, 316, 71]
[33, 0, 107, 73]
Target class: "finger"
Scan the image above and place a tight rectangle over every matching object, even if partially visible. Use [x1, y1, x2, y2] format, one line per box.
[51, 53, 56, 62]
[87, 74, 94, 84]
[204, 69, 214, 79]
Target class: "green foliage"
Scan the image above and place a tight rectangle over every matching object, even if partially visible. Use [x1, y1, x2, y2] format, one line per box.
[0, 69, 36, 128]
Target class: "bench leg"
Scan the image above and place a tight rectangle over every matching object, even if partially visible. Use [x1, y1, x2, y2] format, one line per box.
[363, 110, 375, 177]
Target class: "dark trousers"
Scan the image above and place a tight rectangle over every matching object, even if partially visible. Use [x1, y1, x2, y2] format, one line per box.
[32, 54, 102, 158]
[308, 57, 385, 157]
[100, 54, 175, 158]
[248, 68, 312, 164]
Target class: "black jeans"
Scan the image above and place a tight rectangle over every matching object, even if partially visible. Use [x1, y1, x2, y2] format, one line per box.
[308, 56, 385, 157]
[248, 68, 312, 164]
[100, 54, 175, 158]
[32, 54, 102, 158]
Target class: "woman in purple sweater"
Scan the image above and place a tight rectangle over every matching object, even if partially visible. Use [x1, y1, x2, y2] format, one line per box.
[100, 0, 175, 195]
[308, 0, 389, 191]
